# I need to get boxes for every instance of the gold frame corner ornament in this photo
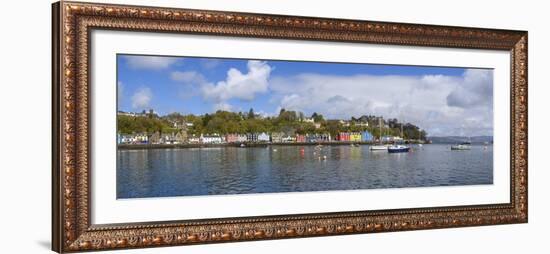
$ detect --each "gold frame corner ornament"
[52,1,527,252]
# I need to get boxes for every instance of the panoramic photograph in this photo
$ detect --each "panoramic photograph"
[116,54,494,199]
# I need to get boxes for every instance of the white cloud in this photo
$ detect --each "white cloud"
[171,71,206,84]
[213,102,234,111]
[131,87,152,109]
[202,60,271,102]
[124,55,178,70]
[446,69,493,108]
[269,69,493,136]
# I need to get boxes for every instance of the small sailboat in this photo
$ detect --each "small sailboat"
[388,145,410,153]
[370,118,388,151]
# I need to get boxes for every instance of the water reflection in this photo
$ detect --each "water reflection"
[117,144,493,199]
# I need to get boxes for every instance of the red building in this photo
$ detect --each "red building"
[337,132,350,141]
[296,134,306,143]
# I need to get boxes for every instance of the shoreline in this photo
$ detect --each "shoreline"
[116,141,432,150]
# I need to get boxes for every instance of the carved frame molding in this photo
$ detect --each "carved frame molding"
[52,1,528,252]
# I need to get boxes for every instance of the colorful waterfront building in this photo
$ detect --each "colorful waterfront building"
[350,132,362,142]
[120,133,148,144]
[149,132,161,144]
[296,134,306,143]
[246,133,258,142]
[271,132,284,143]
[337,132,350,141]
[162,133,178,144]
[201,134,222,144]
[237,134,247,142]
[258,132,270,142]
[361,131,373,142]
[225,134,239,143]
[282,135,296,142]
[188,135,200,144]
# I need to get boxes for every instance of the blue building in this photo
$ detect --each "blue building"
[361,131,373,142]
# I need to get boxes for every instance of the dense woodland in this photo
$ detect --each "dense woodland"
[117,108,427,140]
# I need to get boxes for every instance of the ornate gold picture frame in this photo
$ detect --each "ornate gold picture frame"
[52,1,527,252]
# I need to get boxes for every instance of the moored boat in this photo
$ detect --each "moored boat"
[371,118,388,151]
[388,145,410,153]
[387,123,410,153]
[369,145,387,151]
[451,142,471,150]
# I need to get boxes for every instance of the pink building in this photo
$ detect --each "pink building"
[225,134,239,143]
[296,134,306,143]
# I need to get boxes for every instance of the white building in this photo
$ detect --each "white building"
[201,134,222,144]
[258,132,270,142]
[302,118,315,123]
[236,134,247,142]
[339,120,350,127]
[282,136,296,142]
[188,137,200,144]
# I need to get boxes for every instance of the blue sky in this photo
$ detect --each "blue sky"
[117,54,493,136]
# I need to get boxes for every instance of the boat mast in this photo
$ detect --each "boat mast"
[400,123,403,140]
[379,117,383,144]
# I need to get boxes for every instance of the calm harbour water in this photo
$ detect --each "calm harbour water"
[117,144,493,199]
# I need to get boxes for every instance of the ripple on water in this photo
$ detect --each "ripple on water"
[117,144,493,198]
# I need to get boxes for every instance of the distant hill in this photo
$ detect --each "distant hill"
[428,136,493,144]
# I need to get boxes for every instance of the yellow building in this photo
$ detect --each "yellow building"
[350,132,362,142]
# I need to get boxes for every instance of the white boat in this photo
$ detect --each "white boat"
[451,142,471,150]
[369,145,387,151]
[370,118,388,151]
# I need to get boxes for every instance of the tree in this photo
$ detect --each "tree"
[311,112,324,122]
[248,108,255,119]
[324,120,342,137]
